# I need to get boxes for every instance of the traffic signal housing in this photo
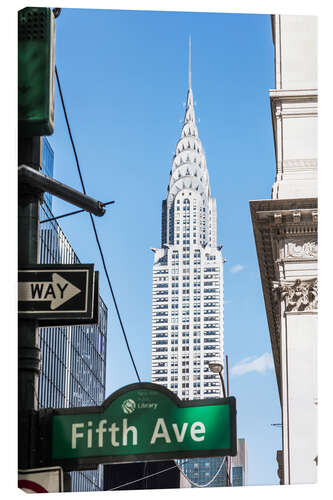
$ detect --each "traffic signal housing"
[18,7,55,137]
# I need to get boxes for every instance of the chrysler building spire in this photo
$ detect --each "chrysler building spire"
[152,44,225,487]
[189,35,192,89]
[164,41,211,245]
[152,47,224,400]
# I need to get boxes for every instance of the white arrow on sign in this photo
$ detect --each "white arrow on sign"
[18,273,81,310]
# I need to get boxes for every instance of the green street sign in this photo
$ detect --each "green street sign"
[43,383,237,470]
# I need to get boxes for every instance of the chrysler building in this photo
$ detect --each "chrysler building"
[151,46,225,402]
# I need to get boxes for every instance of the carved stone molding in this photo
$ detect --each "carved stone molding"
[272,278,318,312]
[250,198,318,396]
[279,238,318,260]
[282,158,317,171]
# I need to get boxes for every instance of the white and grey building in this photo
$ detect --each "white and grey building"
[151,54,227,488]
[151,70,224,401]
[250,15,318,485]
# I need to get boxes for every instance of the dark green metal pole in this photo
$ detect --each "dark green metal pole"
[226,355,231,487]
[18,136,42,469]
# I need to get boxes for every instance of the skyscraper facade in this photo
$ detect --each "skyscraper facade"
[41,137,54,210]
[38,138,108,492]
[232,438,248,486]
[151,60,225,486]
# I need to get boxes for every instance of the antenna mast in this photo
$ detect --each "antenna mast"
[189,35,192,89]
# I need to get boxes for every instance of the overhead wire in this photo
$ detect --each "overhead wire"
[107,460,191,491]
[55,65,141,382]
[175,457,227,488]
[76,470,103,491]
[54,64,228,493]
[107,457,227,490]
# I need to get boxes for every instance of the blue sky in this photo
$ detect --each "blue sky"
[47,7,282,486]
[39,6,281,487]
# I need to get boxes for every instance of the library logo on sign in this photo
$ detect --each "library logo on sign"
[122,399,136,414]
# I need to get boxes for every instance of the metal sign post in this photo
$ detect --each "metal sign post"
[17,7,108,487]
[18,136,43,470]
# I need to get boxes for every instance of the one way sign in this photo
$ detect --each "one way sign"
[19,273,81,310]
[18,264,96,322]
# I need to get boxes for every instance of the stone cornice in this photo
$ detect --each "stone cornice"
[269,88,318,101]
[249,198,318,402]
[250,197,317,214]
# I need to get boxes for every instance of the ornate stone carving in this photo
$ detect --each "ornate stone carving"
[292,212,301,224]
[287,240,317,258]
[274,213,282,224]
[272,278,318,312]
[279,239,317,259]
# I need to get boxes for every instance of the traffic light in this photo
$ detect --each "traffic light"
[18,7,55,137]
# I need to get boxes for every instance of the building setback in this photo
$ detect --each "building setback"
[38,139,108,492]
[151,53,226,486]
[250,15,318,485]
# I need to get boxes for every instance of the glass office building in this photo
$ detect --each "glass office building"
[179,457,228,487]
[231,438,248,486]
[38,139,108,492]
[232,466,245,486]
[41,138,54,210]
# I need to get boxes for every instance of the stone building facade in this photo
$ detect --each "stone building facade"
[250,15,318,484]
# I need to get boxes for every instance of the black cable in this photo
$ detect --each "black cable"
[108,459,192,491]
[89,212,141,382]
[55,65,141,382]
[55,67,87,195]
[77,470,103,491]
